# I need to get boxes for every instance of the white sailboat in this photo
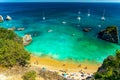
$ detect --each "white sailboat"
[77,16,81,21]
[98,25,102,28]
[78,11,80,14]
[101,10,105,21]
[42,13,45,20]
[87,9,91,17]
[77,11,81,21]
[43,16,45,20]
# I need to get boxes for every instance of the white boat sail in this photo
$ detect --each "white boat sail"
[101,9,106,21]
[77,10,81,21]
[42,13,45,20]
[87,9,91,17]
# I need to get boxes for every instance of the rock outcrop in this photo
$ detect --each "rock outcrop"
[6,15,12,20]
[0,15,4,22]
[97,26,119,43]
[23,34,32,46]
[8,27,16,31]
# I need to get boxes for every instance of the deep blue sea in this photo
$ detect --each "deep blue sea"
[0,2,120,63]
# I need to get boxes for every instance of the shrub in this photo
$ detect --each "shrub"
[22,70,36,80]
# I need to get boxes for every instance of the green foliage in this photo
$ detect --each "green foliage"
[94,50,120,80]
[0,27,30,67]
[116,50,120,61]
[0,28,22,43]
[106,26,117,33]
[22,70,36,80]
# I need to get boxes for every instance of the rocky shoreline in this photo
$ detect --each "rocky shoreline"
[0,15,12,22]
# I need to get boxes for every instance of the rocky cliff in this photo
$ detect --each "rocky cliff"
[98,26,119,44]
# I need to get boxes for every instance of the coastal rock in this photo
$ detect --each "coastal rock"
[97,26,119,43]
[83,27,92,32]
[6,15,12,20]
[8,27,16,31]
[0,15,4,22]
[23,34,32,46]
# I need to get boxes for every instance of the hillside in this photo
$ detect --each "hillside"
[94,50,120,80]
[0,27,30,67]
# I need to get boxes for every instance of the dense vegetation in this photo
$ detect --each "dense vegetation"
[0,27,30,67]
[22,70,36,80]
[94,50,120,80]
[0,27,22,43]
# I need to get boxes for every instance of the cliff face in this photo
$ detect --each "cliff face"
[97,26,119,44]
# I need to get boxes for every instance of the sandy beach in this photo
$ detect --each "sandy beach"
[0,55,101,80]
[30,55,101,74]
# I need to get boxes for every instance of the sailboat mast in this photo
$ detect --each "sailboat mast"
[78,10,80,14]
[87,9,90,17]
[88,9,90,14]
[103,9,105,17]
[42,12,45,20]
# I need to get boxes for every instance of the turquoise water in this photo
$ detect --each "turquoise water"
[23,23,120,63]
[0,3,120,63]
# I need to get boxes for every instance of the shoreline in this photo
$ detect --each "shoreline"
[30,55,101,74]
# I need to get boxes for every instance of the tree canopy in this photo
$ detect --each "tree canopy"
[0,27,30,67]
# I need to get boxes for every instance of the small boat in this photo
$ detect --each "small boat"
[62,21,66,24]
[43,16,45,20]
[101,16,105,21]
[17,28,25,31]
[78,11,80,14]
[48,29,53,32]
[83,27,92,32]
[72,33,75,36]
[101,10,106,21]
[98,25,102,28]
[87,9,91,17]
[77,16,81,21]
